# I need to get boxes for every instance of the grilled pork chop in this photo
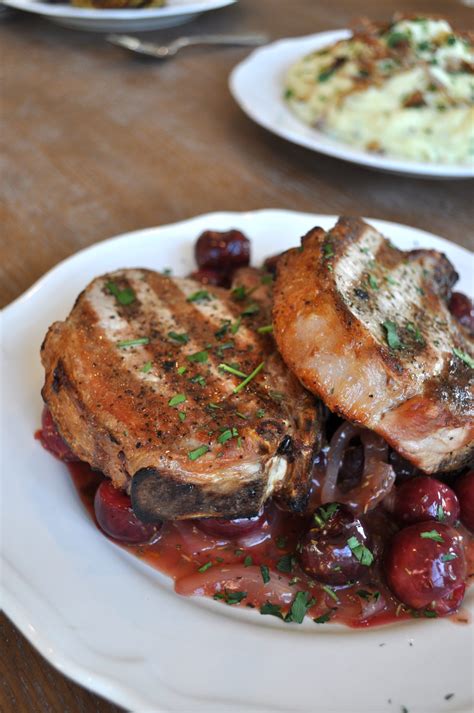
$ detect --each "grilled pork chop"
[41,268,322,521]
[273,217,473,474]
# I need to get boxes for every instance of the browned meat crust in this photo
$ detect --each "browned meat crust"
[273,218,474,473]
[41,268,322,520]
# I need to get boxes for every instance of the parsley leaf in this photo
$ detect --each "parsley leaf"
[441,552,457,563]
[244,555,253,567]
[347,536,374,566]
[382,320,403,350]
[260,602,283,619]
[260,564,270,583]
[168,331,189,345]
[141,361,153,373]
[198,561,213,573]
[187,290,211,303]
[188,445,209,461]
[453,348,474,369]
[276,554,295,573]
[106,281,136,306]
[314,611,333,624]
[117,337,149,348]
[187,350,208,363]
[286,591,316,624]
[168,394,186,407]
[367,274,379,290]
[420,529,444,543]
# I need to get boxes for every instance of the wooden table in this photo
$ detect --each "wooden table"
[1,0,472,710]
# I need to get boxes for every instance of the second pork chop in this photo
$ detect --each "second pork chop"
[273,217,473,473]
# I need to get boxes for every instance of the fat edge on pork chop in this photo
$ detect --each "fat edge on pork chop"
[41,268,323,521]
[273,217,473,474]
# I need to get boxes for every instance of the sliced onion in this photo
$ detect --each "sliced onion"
[360,592,387,621]
[173,520,228,554]
[322,423,396,514]
[175,565,294,604]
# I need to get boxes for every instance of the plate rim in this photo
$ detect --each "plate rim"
[2,0,235,19]
[1,208,473,713]
[229,30,474,179]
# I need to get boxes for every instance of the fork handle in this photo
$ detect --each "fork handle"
[175,33,268,49]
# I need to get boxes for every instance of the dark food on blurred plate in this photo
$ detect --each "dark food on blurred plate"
[37,220,474,627]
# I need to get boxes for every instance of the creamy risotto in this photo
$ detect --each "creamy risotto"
[285,16,474,164]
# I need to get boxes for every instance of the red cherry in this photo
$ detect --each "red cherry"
[454,470,474,533]
[195,510,266,538]
[94,480,161,544]
[390,476,460,526]
[384,522,466,615]
[298,503,373,586]
[37,406,79,462]
[195,229,250,272]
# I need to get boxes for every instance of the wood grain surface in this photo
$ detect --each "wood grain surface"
[1,0,473,711]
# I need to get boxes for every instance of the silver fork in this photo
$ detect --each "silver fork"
[106,33,268,59]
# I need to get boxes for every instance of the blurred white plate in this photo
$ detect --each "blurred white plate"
[1,210,472,713]
[2,0,236,32]
[229,31,474,179]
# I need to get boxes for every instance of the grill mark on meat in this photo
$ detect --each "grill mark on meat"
[42,268,323,518]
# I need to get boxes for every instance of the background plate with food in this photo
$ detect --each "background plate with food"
[1,0,236,32]
[230,28,474,179]
[1,210,473,713]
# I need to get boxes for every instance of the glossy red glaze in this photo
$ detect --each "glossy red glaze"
[94,480,161,544]
[448,291,474,334]
[195,510,267,538]
[195,229,250,272]
[64,461,473,626]
[36,406,79,462]
[390,476,460,526]
[454,470,474,533]
[384,522,466,614]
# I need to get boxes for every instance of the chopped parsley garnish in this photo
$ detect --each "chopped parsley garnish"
[216,341,234,357]
[313,503,339,528]
[386,31,409,48]
[356,589,380,601]
[406,322,424,345]
[441,552,457,563]
[168,393,186,407]
[286,591,316,624]
[190,374,206,387]
[178,411,186,422]
[215,320,230,339]
[257,324,273,334]
[233,361,265,394]
[207,402,222,411]
[256,408,265,418]
[423,610,438,618]
[106,281,136,306]
[260,602,283,619]
[276,535,288,549]
[436,504,446,522]
[453,348,474,369]
[382,320,403,350]
[168,331,189,344]
[260,565,270,583]
[219,363,247,378]
[217,427,238,445]
[322,240,334,260]
[347,536,374,566]
[318,67,336,82]
[367,274,379,290]
[284,88,294,100]
[187,290,211,303]
[117,337,149,348]
[231,316,242,334]
[276,554,294,573]
[231,285,249,301]
[177,366,187,375]
[224,590,247,605]
[188,445,209,461]
[420,529,444,543]
[322,585,339,603]
[385,275,398,286]
[313,611,332,624]
[244,555,253,567]
[241,303,260,317]
[141,360,153,373]
[261,273,274,285]
[187,350,208,363]
[198,561,213,573]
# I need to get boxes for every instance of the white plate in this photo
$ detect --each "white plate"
[229,31,474,179]
[2,0,236,32]
[1,210,473,713]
